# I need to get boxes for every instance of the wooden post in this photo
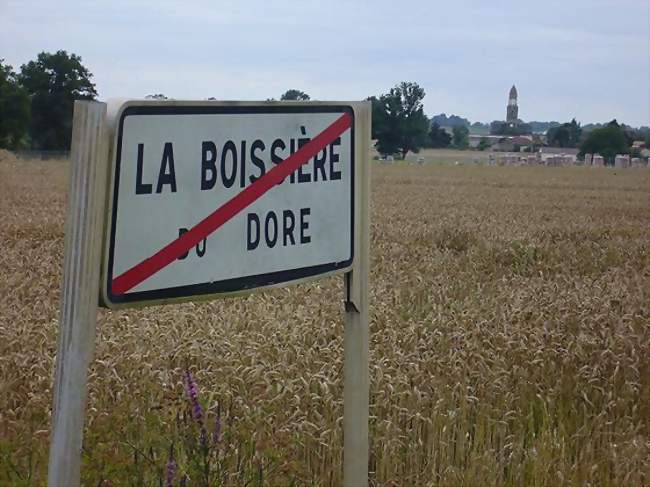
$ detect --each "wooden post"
[48,101,108,487]
[343,102,371,487]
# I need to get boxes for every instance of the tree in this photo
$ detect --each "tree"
[470,121,490,135]
[477,137,490,151]
[428,122,451,148]
[19,50,97,150]
[452,125,469,149]
[0,60,30,149]
[580,120,629,164]
[280,89,310,101]
[369,81,429,159]
[431,113,470,127]
[546,118,581,148]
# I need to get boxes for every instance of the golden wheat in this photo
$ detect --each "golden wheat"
[1,153,649,486]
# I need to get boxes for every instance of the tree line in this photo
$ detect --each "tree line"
[0,55,473,157]
[541,119,649,162]
[1,51,648,164]
[0,51,96,151]
[358,82,649,161]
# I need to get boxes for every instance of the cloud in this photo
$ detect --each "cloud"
[1,0,648,125]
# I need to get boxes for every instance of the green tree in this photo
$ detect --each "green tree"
[280,89,310,101]
[19,50,97,150]
[0,60,30,149]
[547,118,582,148]
[369,81,429,159]
[428,122,451,148]
[452,125,469,149]
[580,120,629,165]
[477,137,490,151]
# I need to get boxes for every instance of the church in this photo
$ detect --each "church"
[507,85,519,126]
[490,85,532,135]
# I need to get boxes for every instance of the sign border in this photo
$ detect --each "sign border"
[102,103,355,307]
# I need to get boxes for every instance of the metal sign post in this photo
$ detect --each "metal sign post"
[344,104,370,486]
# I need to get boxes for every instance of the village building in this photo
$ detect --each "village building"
[539,147,579,163]
[468,134,501,149]
[632,140,646,151]
[493,135,534,152]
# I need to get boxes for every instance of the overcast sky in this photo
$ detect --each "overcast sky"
[2,0,649,126]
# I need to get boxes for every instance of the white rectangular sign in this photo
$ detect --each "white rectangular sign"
[101,102,356,307]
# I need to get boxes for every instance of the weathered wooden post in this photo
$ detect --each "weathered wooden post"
[48,100,108,487]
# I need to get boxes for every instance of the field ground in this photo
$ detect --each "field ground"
[1,153,649,485]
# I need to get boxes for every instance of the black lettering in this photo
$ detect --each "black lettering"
[271,139,286,185]
[329,137,341,180]
[196,238,207,257]
[178,228,207,258]
[249,139,266,183]
[156,142,177,193]
[283,210,295,246]
[178,228,189,260]
[300,208,311,244]
[240,140,247,188]
[271,139,286,165]
[297,133,311,183]
[264,211,278,248]
[135,143,153,194]
[247,213,260,250]
[289,138,296,184]
[313,148,327,182]
[220,141,237,188]
[201,141,217,190]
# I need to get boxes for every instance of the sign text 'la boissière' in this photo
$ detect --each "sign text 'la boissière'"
[102,104,356,307]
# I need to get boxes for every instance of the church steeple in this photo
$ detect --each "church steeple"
[509,85,518,101]
[506,85,519,123]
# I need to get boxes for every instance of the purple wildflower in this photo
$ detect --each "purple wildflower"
[184,370,203,423]
[184,370,208,448]
[165,448,176,487]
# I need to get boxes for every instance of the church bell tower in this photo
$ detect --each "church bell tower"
[506,85,518,124]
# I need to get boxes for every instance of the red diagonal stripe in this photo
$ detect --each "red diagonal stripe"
[111,111,353,295]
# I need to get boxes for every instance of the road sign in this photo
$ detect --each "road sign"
[102,103,356,307]
[50,100,370,487]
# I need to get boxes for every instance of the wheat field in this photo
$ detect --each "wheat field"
[1,152,649,486]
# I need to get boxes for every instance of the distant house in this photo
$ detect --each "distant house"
[539,147,579,163]
[492,135,534,152]
[468,135,501,149]
[469,134,542,152]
